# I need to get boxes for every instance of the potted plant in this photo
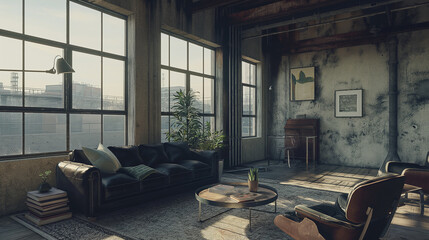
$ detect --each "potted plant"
[166,89,202,149]
[38,170,52,193]
[248,168,259,192]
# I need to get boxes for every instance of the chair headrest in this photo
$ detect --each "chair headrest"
[345,174,405,223]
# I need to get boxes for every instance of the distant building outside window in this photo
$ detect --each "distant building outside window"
[160,32,216,142]
[242,60,257,137]
[0,0,127,158]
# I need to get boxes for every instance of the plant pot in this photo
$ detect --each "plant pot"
[38,182,51,193]
[248,180,258,192]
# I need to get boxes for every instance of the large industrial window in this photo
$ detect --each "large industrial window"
[0,0,127,158]
[242,60,257,137]
[160,32,216,142]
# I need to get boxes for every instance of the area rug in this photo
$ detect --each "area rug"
[12,177,338,240]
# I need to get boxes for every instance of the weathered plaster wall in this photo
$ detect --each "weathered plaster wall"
[269,7,429,167]
[0,155,68,216]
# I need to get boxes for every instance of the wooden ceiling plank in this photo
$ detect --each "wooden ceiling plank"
[229,0,346,25]
[192,0,246,13]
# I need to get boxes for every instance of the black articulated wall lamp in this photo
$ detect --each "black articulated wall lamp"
[0,55,75,74]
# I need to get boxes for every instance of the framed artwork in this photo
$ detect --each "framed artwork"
[335,89,363,117]
[290,66,315,101]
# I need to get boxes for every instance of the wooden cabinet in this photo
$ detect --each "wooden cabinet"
[284,119,319,163]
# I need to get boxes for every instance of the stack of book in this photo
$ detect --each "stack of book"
[25,187,72,226]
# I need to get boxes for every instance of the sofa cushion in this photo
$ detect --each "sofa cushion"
[101,172,140,201]
[82,147,121,174]
[118,164,159,181]
[71,149,92,165]
[140,172,169,192]
[163,142,190,162]
[108,146,143,167]
[138,144,169,167]
[155,163,192,184]
[178,160,211,180]
[97,143,121,169]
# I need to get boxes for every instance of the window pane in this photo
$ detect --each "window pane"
[169,71,185,111]
[190,75,203,112]
[0,36,22,70]
[242,62,249,84]
[0,112,22,156]
[0,72,22,106]
[204,48,214,76]
[103,58,124,110]
[25,0,66,42]
[249,117,256,136]
[204,78,214,114]
[161,69,169,112]
[25,113,66,153]
[161,115,169,142]
[242,117,249,137]
[70,2,101,50]
[72,52,101,109]
[161,33,169,66]
[243,86,250,115]
[170,36,187,70]
[189,43,203,73]
[70,114,101,149]
[103,13,125,56]
[249,87,256,115]
[0,0,22,33]
[103,115,125,146]
[25,42,63,108]
[250,63,256,85]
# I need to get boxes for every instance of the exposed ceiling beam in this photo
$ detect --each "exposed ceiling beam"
[284,21,429,54]
[192,0,245,13]
[229,0,347,26]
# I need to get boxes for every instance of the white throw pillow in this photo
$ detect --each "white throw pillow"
[82,147,120,174]
[97,143,122,170]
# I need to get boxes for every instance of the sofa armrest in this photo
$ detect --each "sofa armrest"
[386,161,423,174]
[189,150,219,177]
[56,161,101,218]
[402,168,429,193]
[295,205,360,229]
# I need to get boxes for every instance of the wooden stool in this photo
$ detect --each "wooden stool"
[401,184,424,215]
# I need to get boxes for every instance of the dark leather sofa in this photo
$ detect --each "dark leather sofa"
[56,142,219,218]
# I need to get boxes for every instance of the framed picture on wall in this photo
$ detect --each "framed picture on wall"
[335,89,363,117]
[290,66,315,101]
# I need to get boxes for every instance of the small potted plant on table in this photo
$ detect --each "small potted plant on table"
[248,168,259,192]
[38,170,52,193]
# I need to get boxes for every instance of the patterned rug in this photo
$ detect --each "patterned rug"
[12,177,338,240]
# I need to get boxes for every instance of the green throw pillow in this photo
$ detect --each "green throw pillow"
[82,147,121,174]
[119,164,158,181]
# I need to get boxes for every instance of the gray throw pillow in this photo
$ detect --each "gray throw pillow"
[82,147,121,174]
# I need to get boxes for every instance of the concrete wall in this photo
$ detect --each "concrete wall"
[0,155,68,215]
[268,7,429,168]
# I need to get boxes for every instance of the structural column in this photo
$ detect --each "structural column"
[380,36,401,173]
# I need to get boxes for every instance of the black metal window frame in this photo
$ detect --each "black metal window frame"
[0,0,128,160]
[242,59,257,138]
[161,31,217,141]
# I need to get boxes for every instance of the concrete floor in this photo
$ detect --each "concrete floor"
[1,160,428,240]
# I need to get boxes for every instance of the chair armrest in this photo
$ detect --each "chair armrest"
[56,161,101,218]
[189,150,219,178]
[295,205,360,229]
[402,168,429,193]
[386,161,423,174]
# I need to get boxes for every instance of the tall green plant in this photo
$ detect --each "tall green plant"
[166,89,202,148]
[199,122,225,150]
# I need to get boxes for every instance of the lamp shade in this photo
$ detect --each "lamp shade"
[56,58,75,74]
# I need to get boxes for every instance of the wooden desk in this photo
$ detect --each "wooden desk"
[284,119,319,167]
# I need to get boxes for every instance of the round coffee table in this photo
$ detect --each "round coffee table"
[195,182,278,231]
